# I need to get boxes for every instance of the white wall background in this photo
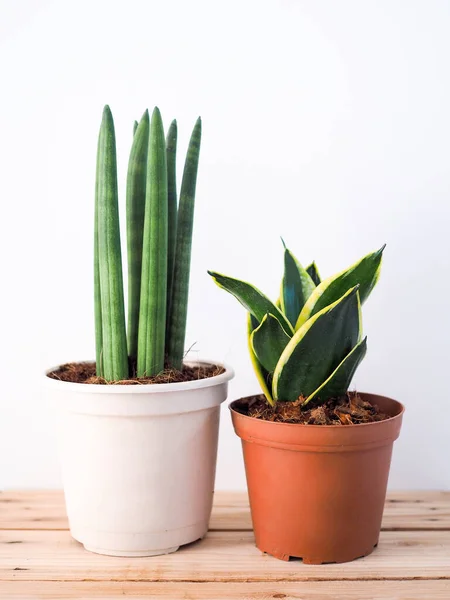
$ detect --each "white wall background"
[0,0,449,491]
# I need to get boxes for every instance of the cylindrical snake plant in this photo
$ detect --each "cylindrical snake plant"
[209,244,385,406]
[166,117,202,369]
[94,105,202,381]
[126,110,149,361]
[94,106,129,381]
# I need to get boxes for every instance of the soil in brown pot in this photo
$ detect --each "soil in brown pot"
[235,391,389,425]
[48,361,224,385]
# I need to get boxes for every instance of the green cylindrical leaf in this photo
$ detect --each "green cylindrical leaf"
[137,107,168,376]
[95,106,129,381]
[126,110,149,360]
[94,123,104,377]
[166,118,202,369]
[166,119,178,339]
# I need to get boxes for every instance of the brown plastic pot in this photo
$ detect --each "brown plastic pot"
[230,393,404,564]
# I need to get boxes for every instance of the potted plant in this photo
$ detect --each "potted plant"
[46,106,234,557]
[209,243,404,564]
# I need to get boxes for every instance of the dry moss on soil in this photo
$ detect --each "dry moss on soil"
[238,392,389,425]
[48,361,224,385]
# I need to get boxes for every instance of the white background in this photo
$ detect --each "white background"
[0,0,449,491]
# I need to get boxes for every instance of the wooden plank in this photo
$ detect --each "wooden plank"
[1,490,449,531]
[1,580,449,599]
[0,529,449,582]
[0,491,67,531]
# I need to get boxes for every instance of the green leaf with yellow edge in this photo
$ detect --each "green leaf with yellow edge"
[303,336,367,406]
[208,271,294,334]
[280,244,315,327]
[251,313,291,373]
[273,286,362,402]
[306,261,321,286]
[248,313,274,406]
[296,246,385,330]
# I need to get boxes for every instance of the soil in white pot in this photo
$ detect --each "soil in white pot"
[48,361,224,385]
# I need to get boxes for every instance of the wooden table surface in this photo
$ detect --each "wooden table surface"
[0,490,449,599]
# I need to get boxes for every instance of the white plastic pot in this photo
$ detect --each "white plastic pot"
[46,360,234,557]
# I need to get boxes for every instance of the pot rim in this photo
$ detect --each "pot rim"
[45,359,234,394]
[229,392,405,429]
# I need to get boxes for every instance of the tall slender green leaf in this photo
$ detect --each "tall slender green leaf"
[137,107,168,376]
[306,262,321,286]
[126,110,149,360]
[304,337,367,406]
[248,313,274,406]
[280,244,315,327]
[296,246,385,329]
[208,272,294,335]
[95,106,128,381]
[273,286,361,401]
[165,119,178,341]
[94,122,104,377]
[251,313,291,373]
[166,118,202,369]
